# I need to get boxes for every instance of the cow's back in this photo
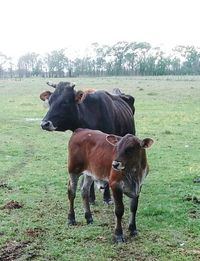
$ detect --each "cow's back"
[79,91,135,136]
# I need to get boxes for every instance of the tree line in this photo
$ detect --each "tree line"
[1,41,200,78]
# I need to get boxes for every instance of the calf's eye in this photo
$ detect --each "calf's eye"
[124,147,134,156]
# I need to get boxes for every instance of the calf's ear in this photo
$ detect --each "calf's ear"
[106,135,121,146]
[141,138,154,149]
[40,91,52,101]
[75,90,85,103]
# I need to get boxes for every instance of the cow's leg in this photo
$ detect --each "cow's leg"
[89,181,96,204]
[128,196,139,237]
[81,175,94,224]
[89,181,112,205]
[68,173,79,225]
[111,186,125,243]
[103,184,112,205]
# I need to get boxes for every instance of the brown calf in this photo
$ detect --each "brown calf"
[67,128,154,243]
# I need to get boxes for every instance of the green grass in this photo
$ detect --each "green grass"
[0,76,200,260]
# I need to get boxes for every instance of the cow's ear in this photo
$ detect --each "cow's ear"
[141,138,154,149]
[40,91,52,101]
[106,135,121,146]
[75,90,84,104]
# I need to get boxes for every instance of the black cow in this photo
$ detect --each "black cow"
[40,81,136,204]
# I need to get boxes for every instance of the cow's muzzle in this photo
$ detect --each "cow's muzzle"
[41,120,56,131]
[112,160,125,171]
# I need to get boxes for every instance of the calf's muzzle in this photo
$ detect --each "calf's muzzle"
[112,160,125,171]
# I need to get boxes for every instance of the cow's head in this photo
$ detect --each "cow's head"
[108,134,154,197]
[40,82,85,131]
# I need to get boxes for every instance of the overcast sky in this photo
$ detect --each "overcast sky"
[1,0,199,58]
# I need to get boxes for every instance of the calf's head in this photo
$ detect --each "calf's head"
[40,82,85,131]
[108,134,154,197]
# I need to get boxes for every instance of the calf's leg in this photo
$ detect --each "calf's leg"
[68,174,79,225]
[81,177,96,204]
[111,186,125,243]
[128,196,139,237]
[81,175,94,224]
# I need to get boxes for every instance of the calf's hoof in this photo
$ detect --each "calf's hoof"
[68,219,77,226]
[68,214,76,225]
[85,213,93,224]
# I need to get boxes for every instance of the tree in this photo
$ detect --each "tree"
[45,49,68,77]
[173,45,200,74]
[18,52,40,77]
[2,41,200,78]
[91,43,109,76]
[0,52,8,78]
[126,42,151,75]
[108,41,130,75]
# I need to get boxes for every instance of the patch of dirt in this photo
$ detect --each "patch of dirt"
[25,228,46,238]
[189,210,199,219]
[93,209,100,213]
[96,236,107,242]
[0,200,23,210]
[193,177,200,183]
[183,195,200,204]
[179,248,200,258]
[0,183,12,190]
[98,222,109,227]
[0,240,31,261]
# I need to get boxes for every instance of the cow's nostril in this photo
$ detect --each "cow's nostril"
[41,121,51,130]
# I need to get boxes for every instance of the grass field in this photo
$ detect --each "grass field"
[0,76,200,260]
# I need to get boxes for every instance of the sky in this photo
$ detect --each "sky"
[1,0,200,59]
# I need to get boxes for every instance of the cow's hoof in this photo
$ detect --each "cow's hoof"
[86,218,93,225]
[130,230,138,237]
[103,199,113,205]
[68,219,77,226]
[114,235,125,243]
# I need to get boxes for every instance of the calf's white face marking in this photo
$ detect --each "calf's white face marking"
[112,160,125,171]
